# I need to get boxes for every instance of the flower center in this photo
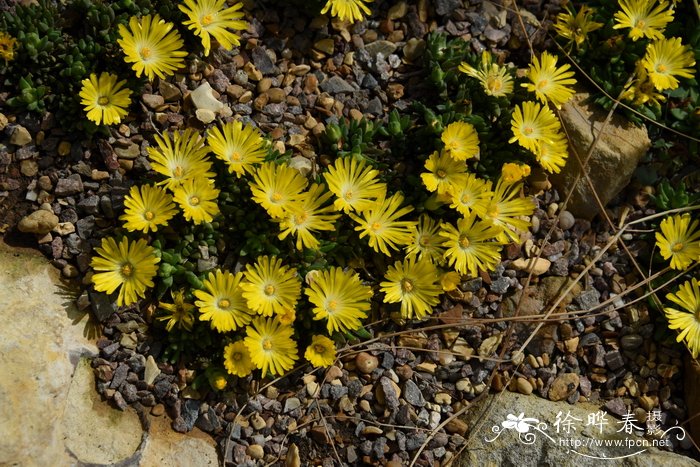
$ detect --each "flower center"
[144,211,154,220]
[537,79,548,89]
[436,169,447,179]
[461,194,471,204]
[488,206,499,218]
[218,299,230,309]
[459,236,470,248]
[371,221,382,231]
[262,338,272,351]
[294,212,309,224]
[231,151,241,161]
[486,76,503,92]
[401,278,414,293]
[98,96,110,106]
[190,196,200,206]
[264,285,275,296]
[140,47,152,60]
[327,300,337,312]
[344,190,354,200]
[419,234,431,246]
[635,19,646,29]
[656,63,667,73]
[121,263,133,277]
[232,352,242,361]
[313,344,326,354]
[523,126,534,136]
[271,192,283,202]
[672,242,684,252]
[174,166,184,177]
[201,14,214,26]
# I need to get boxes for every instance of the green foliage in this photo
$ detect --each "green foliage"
[651,181,700,211]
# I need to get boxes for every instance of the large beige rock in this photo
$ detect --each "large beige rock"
[18,209,59,234]
[551,92,651,220]
[454,391,698,466]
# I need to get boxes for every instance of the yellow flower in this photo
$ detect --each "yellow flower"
[440,271,462,292]
[535,132,569,174]
[349,192,416,256]
[655,214,700,270]
[207,369,228,390]
[323,157,387,213]
[172,177,220,224]
[250,162,308,218]
[448,173,493,217]
[440,215,504,277]
[320,0,372,23]
[509,101,561,154]
[642,37,696,91]
[117,14,187,80]
[0,32,17,62]
[277,307,296,326]
[501,163,531,185]
[476,179,535,243]
[613,0,674,41]
[120,184,177,233]
[278,184,340,250]
[241,255,301,317]
[91,237,160,307]
[380,257,442,320]
[305,267,372,334]
[223,341,255,377]
[179,0,247,56]
[148,128,215,190]
[207,120,266,177]
[79,72,132,126]
[194,270,253,332]
[622,64,667,108]
[458,51,514,97]
[157,290,195,332]
[523,52,576,108]
[244,317,298,377]
[664,278,700,358]
[553,5,603,49]
[441,121,480,161]
[305,335,337,368]
[421,150,468,196]
[405,214,446,264]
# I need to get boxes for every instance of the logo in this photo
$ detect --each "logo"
[485,409,687,460]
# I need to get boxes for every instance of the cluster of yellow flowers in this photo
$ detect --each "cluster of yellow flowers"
[79,0,247,126]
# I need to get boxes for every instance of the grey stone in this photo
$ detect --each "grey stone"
[365,40,397,60]
[403,380,426,407]
[251,46,276,74]
[77,196,100,215]
[76,216,95,239]
[319,76,355,93]
[366,97,383,115]
[54,174,83,197]
[490,277,510,294]
[182,399,200,432]
[435,0,462,16]
[575,288,600,311]
[605,350,625,371]
[89,289,117,322]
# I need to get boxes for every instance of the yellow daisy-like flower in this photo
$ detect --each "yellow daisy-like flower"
[305,267,372,334]
[501,163,531,185]
[157,290,195,332]
[405,214,446,264]
[349,192,416,256]
[277,307,296,326]
[655,214,700,270]
[223,341,256,377]
[380,257,442,320]
[441,121,480,161]
[664,278,700,358]
[179,0,247,56]
[241,255,301,317]
[458,51,514,97]
[278,184,340,251]
[120,184,177,233]
[194,270,253,332]
[207,120,266,178]
[250,162,308,219]
[523,52,577,108]
[117,14,187,80]
[553,5,603,49]
[244,317,298,376]
[78,72,132,126]
[439,215,504,277]
[535,132,569,174]
[440,270,462,292]
[622,64,667,108]
[323,157,387,213]
[148,128,215,190]
[320,0,372,23]
[642,37,696,91]
[509,101,561,154]
[476,179,535,243]
[613,0,674,41]
[448,173,493,217]
[91,237,160,307]
[172,177,220,224]
[421,150,468,196]
[207,369,228,390]
[305,335,337,368]
[0,32,17,62]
